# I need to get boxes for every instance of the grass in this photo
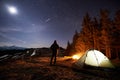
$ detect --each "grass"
[0,57,120,80]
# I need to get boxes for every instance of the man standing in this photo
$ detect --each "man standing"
[50,40,59,66]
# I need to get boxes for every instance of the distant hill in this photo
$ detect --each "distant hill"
[35,47,65,57]
[0,46,26,50]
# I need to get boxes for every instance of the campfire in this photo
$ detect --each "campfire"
[64,54,81,60]
[72,55,80,60]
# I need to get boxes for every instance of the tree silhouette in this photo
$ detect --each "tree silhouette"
[113,10,120,59]
[100,9,113,58]
[66,10,120,59]
[65,41,72,56]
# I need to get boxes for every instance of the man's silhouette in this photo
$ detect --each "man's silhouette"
[50,40,59,65]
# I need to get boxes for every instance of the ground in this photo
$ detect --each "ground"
[0,57,120,80]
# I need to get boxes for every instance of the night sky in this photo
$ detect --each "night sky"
[0,0,119,48]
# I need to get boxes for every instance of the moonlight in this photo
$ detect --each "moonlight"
[7,6,18,14]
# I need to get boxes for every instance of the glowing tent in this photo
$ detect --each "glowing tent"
[75,49,115,68]
[31,50,36,56]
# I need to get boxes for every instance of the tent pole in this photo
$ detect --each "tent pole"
[93,50,99,67]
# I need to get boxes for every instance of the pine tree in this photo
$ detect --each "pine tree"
[113,10,120,59]
[65,41,71,56]
[100,9,112,58]
[91,17,100,50]
[70,30,79,55]
[81,13,93,49]
[114,10,120,30]
[68,10,120,59]
[71,13,93,55]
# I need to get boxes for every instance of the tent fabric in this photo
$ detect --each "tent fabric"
[75,49,115,68]
[31,50,36,56]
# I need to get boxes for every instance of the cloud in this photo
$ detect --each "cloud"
[0,27,33,34]
[0,42,14,46]
[45,18,51,23]
[0,27,22,33]
[0,33,26,44]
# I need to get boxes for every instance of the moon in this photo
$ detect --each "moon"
[7,6,18,14]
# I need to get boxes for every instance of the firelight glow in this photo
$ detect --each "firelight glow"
[7,6,17,14]
[72,55,80,60]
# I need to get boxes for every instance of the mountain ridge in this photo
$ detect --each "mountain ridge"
[0,45,26,50]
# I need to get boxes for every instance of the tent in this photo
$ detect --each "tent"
[31,50,36,56]
[75,49,115,68]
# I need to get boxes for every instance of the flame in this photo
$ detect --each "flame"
[72,55,80,60]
